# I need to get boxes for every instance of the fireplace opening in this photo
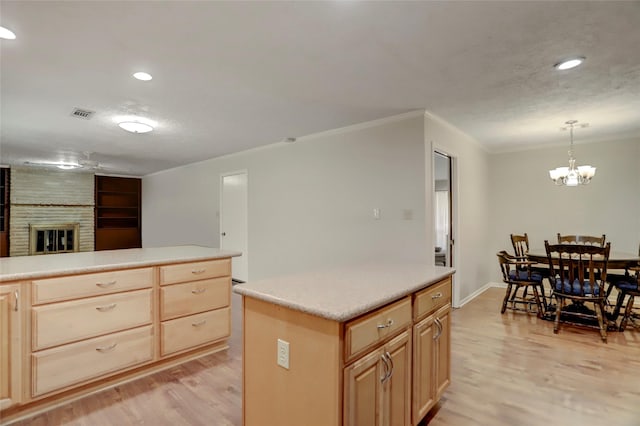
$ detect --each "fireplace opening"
[29,223,79,255]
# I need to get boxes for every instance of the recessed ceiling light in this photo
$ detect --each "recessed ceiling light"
[56,163,81,170]
[133,72,153,81]
[118,121,154,133]
[0,26,16,40]
[554,57,585,71]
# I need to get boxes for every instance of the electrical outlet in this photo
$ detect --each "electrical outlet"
[373,208,381,220]
[277,338,290,369]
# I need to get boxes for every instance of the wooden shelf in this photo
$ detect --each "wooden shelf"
[95,176,141,251]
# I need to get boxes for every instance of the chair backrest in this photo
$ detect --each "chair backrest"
[544,241,611,298]
[557,233,606,247]
[496,251,512,283]
[510,233,529,258]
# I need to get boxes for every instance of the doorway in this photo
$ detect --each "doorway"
[434,152,453,267]
[220,171,248,283]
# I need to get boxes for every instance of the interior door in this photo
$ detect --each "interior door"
[433,152,453,267]
[220,171,248,282]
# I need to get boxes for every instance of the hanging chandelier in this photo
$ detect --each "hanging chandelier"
[549,120,596,186]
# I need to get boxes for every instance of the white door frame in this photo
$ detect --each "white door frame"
[432,149,460,307]
[220,169,248,282]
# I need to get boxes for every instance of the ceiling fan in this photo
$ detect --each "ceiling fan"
[24,152,105,171]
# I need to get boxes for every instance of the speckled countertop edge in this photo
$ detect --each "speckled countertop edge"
[0,245,242,282]
[233,264,455,322]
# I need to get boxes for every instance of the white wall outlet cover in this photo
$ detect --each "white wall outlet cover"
[373,208,381,219]
[277,338,290,369]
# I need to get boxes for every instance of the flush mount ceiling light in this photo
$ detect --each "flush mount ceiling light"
[549,120,596,186]
[0,26,16,40]
[133,71,153,81]
[24,161,81,170]
[554,57,585,71]
[116,115,156,134]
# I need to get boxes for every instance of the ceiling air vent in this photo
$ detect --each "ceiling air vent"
[70,108,95,120]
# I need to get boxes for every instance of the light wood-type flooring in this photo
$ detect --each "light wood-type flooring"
[8,287,640,426]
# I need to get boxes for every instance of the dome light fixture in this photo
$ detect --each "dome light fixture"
[0,26,16,40]
[133,71,153,81]
[56,163,82,170]
[554,57,585,71]
[116,115,156,134]
[118,121,154,133]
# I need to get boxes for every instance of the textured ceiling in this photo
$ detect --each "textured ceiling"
[1,1,639,176]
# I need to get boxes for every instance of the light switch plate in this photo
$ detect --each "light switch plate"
[277,338,290,369]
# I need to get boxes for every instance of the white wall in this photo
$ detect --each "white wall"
[143,113,430,280]
[488,136,640,281]
[424,113,492,305]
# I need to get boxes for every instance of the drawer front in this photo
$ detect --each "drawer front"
[32,268,153,305]
[32,325,153,397]
[345,297,412,362]
[161,308,230,357]
[159,259,231,285]
[33,289,152,351]
[161,277,230,321]
[414,278,452,321]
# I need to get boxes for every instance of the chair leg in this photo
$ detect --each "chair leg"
[620,295,635,332]
[612,290,626,321]
[553,297,562,334]
[595,301,607,343]
[538,283,548,311]
[501,284,512,314]
[531,285,543,318]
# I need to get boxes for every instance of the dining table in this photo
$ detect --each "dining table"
[525,248,640,326]
[526,249,640,270]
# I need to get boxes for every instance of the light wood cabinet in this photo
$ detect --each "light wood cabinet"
[412,303,451,425]
[0,284,22,410]
[242,275,453,426]
[0,253,234,423]
[344,327,411,426]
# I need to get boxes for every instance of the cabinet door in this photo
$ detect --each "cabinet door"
[344,347,385,426]
[0,284,22,410]
[412,314,436,425]
[384,330,411,426]
[434,305,451,400]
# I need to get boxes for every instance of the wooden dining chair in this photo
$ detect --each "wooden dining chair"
[609,244,640,329]
[544,241,611,342]
[557,233,606,246]
[510,233,549,305]
[497,250,546,317]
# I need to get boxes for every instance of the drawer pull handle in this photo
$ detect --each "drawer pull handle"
[377,319,394,330]
[192,320,207,327]
[191,269,206,275]
[96,343,117,353]
[96,303,117,312]
[191,288,207,294]
[14,290,19,312]
[96,281,117,288]
[431,292,443,300]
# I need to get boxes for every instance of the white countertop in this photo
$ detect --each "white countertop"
[0,245,242,282]
[233,263,455,322]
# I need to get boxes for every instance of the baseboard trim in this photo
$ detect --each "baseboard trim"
[457,282,505,308]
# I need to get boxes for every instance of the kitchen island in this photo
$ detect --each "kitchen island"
[234,263,455,426]
[0,245,240,424]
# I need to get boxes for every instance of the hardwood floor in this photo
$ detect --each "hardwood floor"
[8,288,640,426]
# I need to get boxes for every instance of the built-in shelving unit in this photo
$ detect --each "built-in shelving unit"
[0,168,9,257]
[95,176,141,250]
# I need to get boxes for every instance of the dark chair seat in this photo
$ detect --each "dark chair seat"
[554,278,600,296]
[509,270,543,283]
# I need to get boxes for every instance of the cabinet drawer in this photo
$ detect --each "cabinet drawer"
[414,278,451,321]
[159,259,231,285]
[161,277,230,321]
[32,268,153,305]
[161,308,230,356]
[344,297,411,362]
[32,325,153,397]
[33,289,152,351]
